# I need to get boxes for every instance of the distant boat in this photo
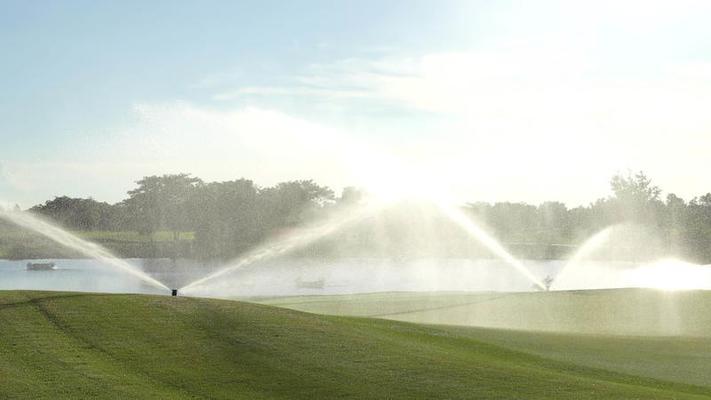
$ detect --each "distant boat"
[296,278,325,289]
[26,262,56,271]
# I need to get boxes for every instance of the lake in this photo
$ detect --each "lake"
[0,258,569,297]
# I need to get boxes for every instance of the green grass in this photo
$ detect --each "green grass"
[449,326,711,388]
[74,230,195,242]
[258,289,711,388]
[0,228,194,243]
[259,289,711,336]
[1,291,710,399]
[0,228,194,259]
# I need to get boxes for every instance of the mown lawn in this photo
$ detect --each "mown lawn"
[259,289,711,388]
[1,291,710,399]
[0,228,194,259]
[73,230,195,242]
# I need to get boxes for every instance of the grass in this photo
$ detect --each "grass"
[258,288,711,336]
[258,289,711,388]
[449,326,711,388]
[0,228,194,259]
[1,291,711,399]
[73,230,195,242]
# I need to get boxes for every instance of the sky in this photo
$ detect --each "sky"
[2,0,711,208]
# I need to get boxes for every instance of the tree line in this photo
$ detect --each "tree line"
[10,172,711,262]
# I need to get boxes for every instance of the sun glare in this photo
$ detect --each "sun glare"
[625,259,711,291]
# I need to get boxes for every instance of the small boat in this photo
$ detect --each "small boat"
[26,262,56,271]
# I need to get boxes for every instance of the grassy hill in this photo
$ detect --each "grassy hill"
[1,291,710,399]
[258,289,711,388]
[259,289,711,336]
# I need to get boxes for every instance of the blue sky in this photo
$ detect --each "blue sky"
[2,1,711,207]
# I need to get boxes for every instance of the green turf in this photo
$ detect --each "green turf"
[0,229,194,259]
[1,291,710,399]
[259,289,711,336]
[257,289,711,388]
[74,230,195,242]
[448,326,711,388]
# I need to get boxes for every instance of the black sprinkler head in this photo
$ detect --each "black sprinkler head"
[171,289,178,297]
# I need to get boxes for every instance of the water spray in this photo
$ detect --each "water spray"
[542,275,554,291]
[180,201,382,295]
[0,210,170,291]
[437,203,547,291]
[551,225,617,291]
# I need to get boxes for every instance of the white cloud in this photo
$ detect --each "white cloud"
[206,48,711,199]
[5,86,711,207]
[213,86,373,101]
[12,15,711,207]
[110,103,360,194]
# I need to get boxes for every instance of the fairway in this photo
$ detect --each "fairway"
[2,291,711,399]
[259,289,711,336]
[258,289,711,388]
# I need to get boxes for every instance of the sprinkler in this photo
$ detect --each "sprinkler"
[542,275,554,291]
[171,289,178,297]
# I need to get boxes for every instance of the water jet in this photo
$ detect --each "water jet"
[0,210,170,291]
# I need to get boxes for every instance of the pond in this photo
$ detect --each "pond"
[0,258,567,297]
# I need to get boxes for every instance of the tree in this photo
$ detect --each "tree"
[30,196,115,231]
[190,179,336,259]
[608,171,663,224]
[686,193,711,262]
[611,171,661,203]
[123,174,203,237]
[538,201,571,244]
[191,179,261,257]
[338,187,364,206]
[663,193,687,250]
[259,180,335,228]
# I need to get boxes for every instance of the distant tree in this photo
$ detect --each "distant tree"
[685,193,711,262]
[190,179,335,259]
[14,170,711,263]
[662,193,687,252]
[123,174,203,238]
[610,171,661,203]
[485,202,538,242]
[191,179,261,257]
[607,171,663,224]
[538,201,570,243]
[259,180,335,228]
[30,196,115,231]
[338,186,364,206]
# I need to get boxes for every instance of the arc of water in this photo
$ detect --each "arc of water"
[0,211,170,291]
[549,225,616,291]
[180,201,382,294]
[436,203,546,291]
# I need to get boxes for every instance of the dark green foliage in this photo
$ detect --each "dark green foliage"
[466,172,711,262]
[30,197,117,231]
[9,171,711,262]
[190,179,262,257]
[122,173,204,237]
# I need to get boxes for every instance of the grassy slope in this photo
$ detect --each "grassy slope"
[1,292,709,399]
[74,230,195,242]
[258,289,711,387]
[449,327,711,388]
[0,229,193,259]
[259,289,711,336]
